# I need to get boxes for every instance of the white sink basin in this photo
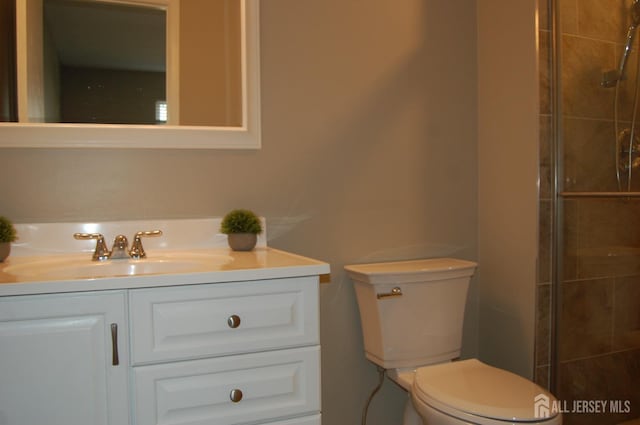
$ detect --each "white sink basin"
[4,252,234,280]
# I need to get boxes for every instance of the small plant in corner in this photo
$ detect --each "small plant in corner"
[0,216,17,262]
[220,209,262,251]
[0,216,17,244]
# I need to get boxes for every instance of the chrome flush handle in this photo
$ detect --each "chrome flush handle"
[377,287,403,299]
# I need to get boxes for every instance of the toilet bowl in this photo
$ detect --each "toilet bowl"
[410,359,560,424]
[344,258,562,425]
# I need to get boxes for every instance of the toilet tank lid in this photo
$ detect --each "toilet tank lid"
[413,359,560,422]
[344,258,477,284]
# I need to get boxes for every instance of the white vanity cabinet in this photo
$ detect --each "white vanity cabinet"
[0,276,322,425]
[0,291,130,425]
[0,227,328,425]
[129,276,321,425]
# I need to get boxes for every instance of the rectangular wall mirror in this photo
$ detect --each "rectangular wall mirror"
[0,0,260,149]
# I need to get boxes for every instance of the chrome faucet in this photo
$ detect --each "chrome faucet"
[74,230,163,261]
[110,235,130,259]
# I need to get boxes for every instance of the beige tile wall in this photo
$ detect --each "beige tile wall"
[537,1,640,424]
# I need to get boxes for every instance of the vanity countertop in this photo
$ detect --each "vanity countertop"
[0,247,330,296]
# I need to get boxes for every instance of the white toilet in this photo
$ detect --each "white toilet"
[345,258,562,425]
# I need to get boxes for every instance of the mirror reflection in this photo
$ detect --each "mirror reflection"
[45,0,166,124]
[0,0,242,127]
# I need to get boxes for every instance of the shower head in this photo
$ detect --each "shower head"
[619,1,640,81]
[602,0,640,87]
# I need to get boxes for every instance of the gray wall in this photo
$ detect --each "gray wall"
[0,1,478,424]
[477,0,538,379]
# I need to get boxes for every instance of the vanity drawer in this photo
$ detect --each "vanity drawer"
[129,277,319,364]
[132,346,320,425]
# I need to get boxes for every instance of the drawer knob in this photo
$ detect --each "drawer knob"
[230,388,243,403]
[227,314,241,329]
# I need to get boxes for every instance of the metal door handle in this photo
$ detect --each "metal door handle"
[110,323,119,366]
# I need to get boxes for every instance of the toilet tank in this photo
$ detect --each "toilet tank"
[345,258,477,370]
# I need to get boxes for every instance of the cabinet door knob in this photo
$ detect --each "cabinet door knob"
[227,314,241,328]
[230,388,243,402]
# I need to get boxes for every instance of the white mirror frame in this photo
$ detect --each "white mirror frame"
[0,0,260,149]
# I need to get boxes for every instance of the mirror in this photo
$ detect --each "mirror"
[0,0,260,149]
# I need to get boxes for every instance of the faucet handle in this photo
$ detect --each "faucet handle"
[129,230,163,259]
[74,233,110,261]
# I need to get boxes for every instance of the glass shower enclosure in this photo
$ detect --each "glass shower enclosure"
[538,1,640,424]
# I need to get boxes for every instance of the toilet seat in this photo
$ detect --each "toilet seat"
[412,359,560,423]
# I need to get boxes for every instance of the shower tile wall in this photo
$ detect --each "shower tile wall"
[537,1,640,424]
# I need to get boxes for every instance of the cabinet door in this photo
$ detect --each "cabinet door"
[0,291,129,425]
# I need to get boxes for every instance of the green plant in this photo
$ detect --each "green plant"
[220,209,262,234]
[0,216,17,243]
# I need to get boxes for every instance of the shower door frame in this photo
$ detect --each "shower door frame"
[549,0,640,408]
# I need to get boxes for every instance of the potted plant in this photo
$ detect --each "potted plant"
[0,216,17,262]
[220,209,263,251]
